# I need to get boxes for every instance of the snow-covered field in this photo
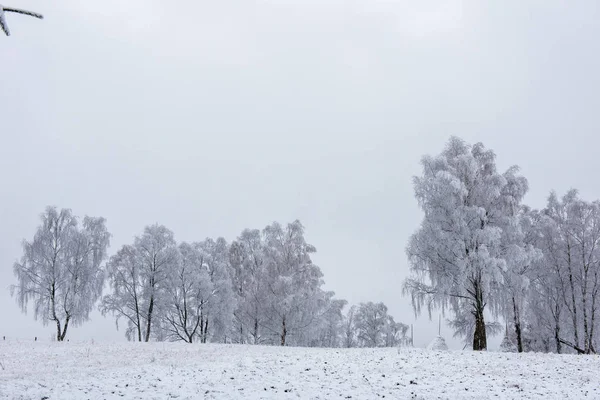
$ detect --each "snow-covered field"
[1,341,599,399]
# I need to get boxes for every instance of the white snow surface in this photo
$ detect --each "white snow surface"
[1,341,599,399]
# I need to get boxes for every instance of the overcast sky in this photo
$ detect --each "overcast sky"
[1,1,599,349]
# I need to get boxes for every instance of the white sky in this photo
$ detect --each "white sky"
[1,0,599,349]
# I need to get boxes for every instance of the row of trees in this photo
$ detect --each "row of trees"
[11,210,407,347]
[404,137,600,354]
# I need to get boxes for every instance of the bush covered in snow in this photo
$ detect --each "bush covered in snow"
[427,336,448,351]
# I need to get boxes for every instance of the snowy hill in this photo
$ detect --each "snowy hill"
[1,341,598,399]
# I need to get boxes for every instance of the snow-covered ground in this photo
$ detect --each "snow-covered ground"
[1,341,599,399]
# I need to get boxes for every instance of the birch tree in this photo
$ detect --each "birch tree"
[311,296,347,348]
[12,207,110,341]
[383,316,409,347]
[229,229,268,344]
[541,191,600,354]
[101,224,178,342]
[196,237,235,343]
[262,220,325,346]
[497,206,542,352]
[341,302,407,348]
[354,302,388,347]
[162,242,212,343]
[404,137,528,350]
[343,305,357,348]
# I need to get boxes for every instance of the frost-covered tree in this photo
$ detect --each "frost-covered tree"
[196,237,235,343]
[161,242,211,343]
[229,229,268,344]
[262,220,325,346]
[526,213,569,353]
[159,238,234,344]
[497,206,542,352]
[100,218,347,347]
[354,302,388,347]
[310,296,347,348]
[12,207,110,341]
[342,305,357,348]
[538,191,600,354]
[0,5,43,36]
[99,245,142,341]
[404,137,528,350]
[383,316,409,347]
[343,302,406,348]
[100,224,178,342]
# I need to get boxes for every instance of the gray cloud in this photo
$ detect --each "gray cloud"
[1,0,599,348]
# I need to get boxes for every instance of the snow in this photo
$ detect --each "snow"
[1,341,599,399]
[427,336,448,351]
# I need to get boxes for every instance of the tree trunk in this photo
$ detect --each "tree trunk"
[555,318,562,354]
[253,318,259,345]
[203,319,209,343]
[472,278,487,351]
[566,244,580,348]
[200,307,204,340]
[55,319,63,342]
[582,266,590,353]
[281,318,287,346]
[512,296,523,353]
[136,318,142,342]
[51,282,63,342]
[133,292,142,342]
[559,338,586,354]
[589,274,598,354]
[60,316,71,342]
[473,309,487,351]
[145,295,154,342]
